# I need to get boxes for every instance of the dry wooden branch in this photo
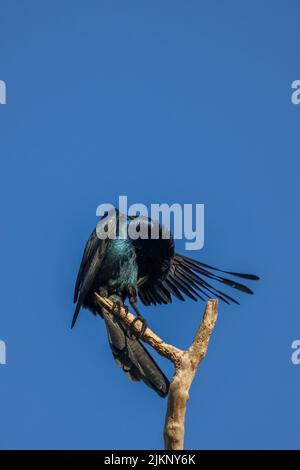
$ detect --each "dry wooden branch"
[95,293,218,450]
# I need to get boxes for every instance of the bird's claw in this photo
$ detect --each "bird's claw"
[112,301,121,315]
[111,301,146,339]
[112,302,129,317]
[123,305,129,316]
[130,316,147,340]
[98,287,108,298]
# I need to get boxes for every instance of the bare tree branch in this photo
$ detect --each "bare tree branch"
[163,300,218,450]
[95,293,218,450]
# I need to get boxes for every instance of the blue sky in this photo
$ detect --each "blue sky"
[0,0,299,449]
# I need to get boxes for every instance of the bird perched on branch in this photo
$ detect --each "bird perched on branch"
[72,210,259,397]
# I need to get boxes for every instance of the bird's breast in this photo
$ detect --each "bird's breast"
[101,238,138,292]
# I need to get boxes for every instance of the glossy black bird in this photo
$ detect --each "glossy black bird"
[72,210,259,397]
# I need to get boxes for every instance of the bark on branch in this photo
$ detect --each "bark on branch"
[95,293,218,450]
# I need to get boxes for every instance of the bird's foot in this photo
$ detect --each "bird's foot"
[130,315,147,340]
[98,287,108,298]
[123,304,129,316]
[111,302,130,318]
[112,301,121,315]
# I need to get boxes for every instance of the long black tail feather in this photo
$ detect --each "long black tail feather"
[102,309,169,398]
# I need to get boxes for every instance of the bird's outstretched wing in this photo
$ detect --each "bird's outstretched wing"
[138,253,259,306]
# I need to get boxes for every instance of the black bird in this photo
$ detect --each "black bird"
[72,210,259,397]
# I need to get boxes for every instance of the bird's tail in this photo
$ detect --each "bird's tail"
[102,309,169,398]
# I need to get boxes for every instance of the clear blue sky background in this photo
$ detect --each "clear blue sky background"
[0,0,299,450]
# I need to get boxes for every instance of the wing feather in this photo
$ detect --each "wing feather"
[138,252,259,307]
[72,228,109,328]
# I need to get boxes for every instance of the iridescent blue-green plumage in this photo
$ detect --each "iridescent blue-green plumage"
[102,238,138,292]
